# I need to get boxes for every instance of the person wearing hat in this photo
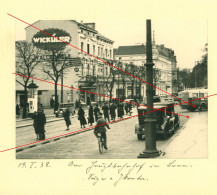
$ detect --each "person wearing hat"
[94,112,110,150]
[33,106,46,140]
[63,105,71,130]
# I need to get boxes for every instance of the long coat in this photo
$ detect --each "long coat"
[117,103,124,117]
[63,108,71,126]
[33,112,46,134]
[88,106,94,124]
[78,108,87,125]
[109,104,116,120]
[102,105,109,117]
[93,106,100,121]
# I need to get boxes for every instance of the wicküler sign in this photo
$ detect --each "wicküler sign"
[32,28,71,51]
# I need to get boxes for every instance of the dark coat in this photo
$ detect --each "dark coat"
[63,108,71,126]
[33,112,46,134]
[16,105,20,115]
[102,105,109,117]
[117,103,124,117]
[78,108,87,125]
[93,106,100,121]
[88,106,94,123]
[109,104,116,119]
[94,116,109,134]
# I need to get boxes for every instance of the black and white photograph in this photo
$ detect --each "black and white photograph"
[15,18,208,159]
[1,0,217,194]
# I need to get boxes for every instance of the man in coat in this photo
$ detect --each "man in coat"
[33,107,46,140]
[109,103,116,121]
[102,103,110,122]
[93,104,100,122]
[63,105,71,130]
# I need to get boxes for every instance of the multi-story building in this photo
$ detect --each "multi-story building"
[16,20,114,108]
[114,43,178,97]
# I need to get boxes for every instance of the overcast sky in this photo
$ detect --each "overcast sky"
[16,18,207,70]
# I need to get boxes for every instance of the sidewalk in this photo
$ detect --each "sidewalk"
[161,111,208,158]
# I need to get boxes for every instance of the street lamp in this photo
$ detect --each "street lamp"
[138,20,160,158]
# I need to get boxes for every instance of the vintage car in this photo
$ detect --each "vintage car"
[55,102,75,117]
[135,102,180,140]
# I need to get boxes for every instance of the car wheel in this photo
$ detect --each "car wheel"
[200,104,207,111]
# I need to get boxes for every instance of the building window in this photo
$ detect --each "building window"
[101,48,103,57]
[81,42,84,51]
[98,47,100,56]
[93,45,95,55]
[87,44,90,54]
[105,49,107,58]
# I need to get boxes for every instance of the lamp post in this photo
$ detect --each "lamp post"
[138,19,160,158]
[61,68,63,103]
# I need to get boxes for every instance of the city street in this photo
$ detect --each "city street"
[16,106,207,159]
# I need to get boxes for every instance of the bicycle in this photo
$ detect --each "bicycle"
[97,132,105,154]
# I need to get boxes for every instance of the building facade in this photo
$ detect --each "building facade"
[114,43,178,97]
[16,20,114,109]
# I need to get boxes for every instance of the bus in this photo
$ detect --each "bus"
[178,88,208,111]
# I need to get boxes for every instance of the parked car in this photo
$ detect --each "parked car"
[55,102,75,117]
[135,102,180,140]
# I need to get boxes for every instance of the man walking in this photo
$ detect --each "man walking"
[93,104,100,122]
[33,107,46,140]
[102,103,110,122]
[63,105,71,130]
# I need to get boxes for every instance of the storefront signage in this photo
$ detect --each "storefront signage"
[32,28,71,51]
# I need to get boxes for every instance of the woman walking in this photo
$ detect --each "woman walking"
[78,105,87,128]
[88,105,94,126]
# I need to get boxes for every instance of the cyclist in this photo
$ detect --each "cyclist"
[94,112,110,150]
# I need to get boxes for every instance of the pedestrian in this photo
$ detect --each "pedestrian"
[117,102,124,119]
[16,104,20,118]
[93,104,100,122]
[63,105,71,130]
[109,103,116,121]
[88,105,94,126]
[78,105,87,128]
[124,103,129,115]
[102,103,110,122]
[94,112,110,150]
[33,107,46,140]
[128,103,132,116]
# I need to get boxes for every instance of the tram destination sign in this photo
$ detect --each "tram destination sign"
[32,28,71,51]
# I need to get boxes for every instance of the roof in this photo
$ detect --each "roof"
[138,102,174,110]
[25,20,113,44]
[115,45,146,55]
[115,44,176,59]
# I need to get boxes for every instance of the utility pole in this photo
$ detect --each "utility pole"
[138,20,160,158]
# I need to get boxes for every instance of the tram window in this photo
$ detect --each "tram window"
[192,93,198,98]
[199,93,204,98]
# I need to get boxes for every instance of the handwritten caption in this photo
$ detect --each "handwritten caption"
[17,160,192,186]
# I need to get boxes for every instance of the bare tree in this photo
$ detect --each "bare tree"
[105,65,117,105]
[42,49,72,112]
[16,41,41,118]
